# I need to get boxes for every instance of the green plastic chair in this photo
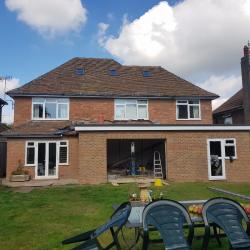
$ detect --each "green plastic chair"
[202,197,250,250]
[62,202,131,250]
[142,199,194,250]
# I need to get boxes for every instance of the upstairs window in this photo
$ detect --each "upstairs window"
[176,100,200,120]
[224,116,233,125]
[115,99,148,120]
[32,98,69,120]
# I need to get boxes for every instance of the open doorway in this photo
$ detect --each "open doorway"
[107,139,166,179]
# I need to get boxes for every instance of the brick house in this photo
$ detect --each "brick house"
[0,97,8,131]
[213,44,250,124]
[2,58,250,184]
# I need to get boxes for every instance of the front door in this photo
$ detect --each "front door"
[207,139,226,180]
[36,142,58,179]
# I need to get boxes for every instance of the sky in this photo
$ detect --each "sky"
[0,0,250,123]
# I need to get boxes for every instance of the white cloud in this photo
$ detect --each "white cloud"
[0,78,21,124]
[198,75,242,110]
[0,77,20,95]
[97,23,110,46]
[5,0,87,38]
[100,0,250,77]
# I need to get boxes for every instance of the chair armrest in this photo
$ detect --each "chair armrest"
[62,229,96,245]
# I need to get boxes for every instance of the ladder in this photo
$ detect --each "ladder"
[153,151,163,179]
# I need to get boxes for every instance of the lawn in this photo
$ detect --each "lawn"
[0,182,250,250]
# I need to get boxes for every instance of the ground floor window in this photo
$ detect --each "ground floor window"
[25,140,69,179]
[207,138,237,180]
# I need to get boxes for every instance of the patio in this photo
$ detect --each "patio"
[0,182,250,249]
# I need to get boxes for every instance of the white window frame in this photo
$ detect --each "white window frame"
[176,100,201,120]
[31,98,69,120]
[224,116,233,125]
[25,141,36,166]
[25,140,69,173]
[207,138,237,180]
[114,99,149,120]
[224,138,237,160]
[58,141,69,165]
[207,139,226,180]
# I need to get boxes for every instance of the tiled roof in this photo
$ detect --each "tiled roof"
[1,119,158,137]
[1,121,75,137]
[213,89,243,115]
[7,58,218,99]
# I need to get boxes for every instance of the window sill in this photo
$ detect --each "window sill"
[176,118,201,121]
[209,177,226,181]
[32,118,69,121]
[225,157,237,160]
[114,118,149,121]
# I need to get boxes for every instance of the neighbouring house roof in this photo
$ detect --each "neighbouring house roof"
[0,123,9,133]
[7,58,218,99]
[0,98,7,106]
[213,89,243,115]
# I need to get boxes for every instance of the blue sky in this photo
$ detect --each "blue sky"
[0,0,180,83]
[0,0,250,122]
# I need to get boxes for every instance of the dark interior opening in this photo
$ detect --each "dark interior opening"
[107,139,166,179]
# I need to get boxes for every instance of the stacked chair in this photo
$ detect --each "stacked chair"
[62,197,250,250]
[202,197,250,250]
[142,199,194,250]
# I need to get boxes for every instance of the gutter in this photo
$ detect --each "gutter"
[6,93,218,100]
[75,125,250,132]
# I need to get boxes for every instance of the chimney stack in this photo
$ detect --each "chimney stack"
[241,43,250,124]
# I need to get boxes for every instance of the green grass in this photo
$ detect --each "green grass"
[0,182,250,249]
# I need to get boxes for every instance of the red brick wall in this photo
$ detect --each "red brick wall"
[5,131,250,183]
[77,131,250,184]
[13,97,213,126]
[6,136,79,180]
[14,97,31,126]
[149,99,212,124]
[70,98,114,121]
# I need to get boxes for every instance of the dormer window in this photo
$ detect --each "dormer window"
[75,68,85,75]
[143,70,152,77]
[32,98,69,120]
[109,69,118,76]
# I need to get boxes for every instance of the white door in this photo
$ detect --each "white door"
[207,139,226,180]
[36,142,58,179]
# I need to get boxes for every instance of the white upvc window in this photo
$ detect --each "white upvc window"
[32,98,69,120]
[224,116,233,125]
[25,141,36,166]
[25,140,69,166]
[176,100,201,120]
[59,141,69,165]
[115,99,148,120]
[224,138,237,159]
